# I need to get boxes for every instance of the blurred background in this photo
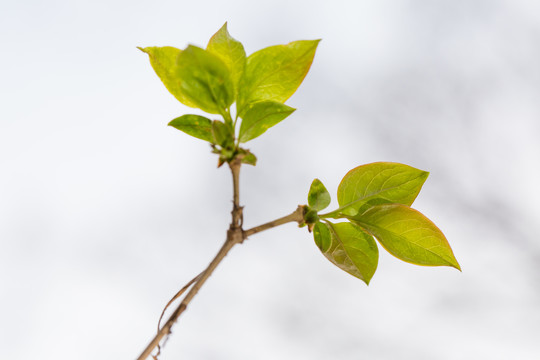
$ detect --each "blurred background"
[1,0,539,359]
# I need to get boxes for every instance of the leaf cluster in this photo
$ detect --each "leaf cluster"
[139,23,320,166]
[305,162,460,285]
[139,24,459,288]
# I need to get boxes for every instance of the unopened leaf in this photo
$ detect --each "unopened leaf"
[138,46,197,108]
[308,179,331,211]
[206,23,246,95]
[314,222,378,285]
[211,120,233,147]
[336,162,429,217]
[176,45,234,114]
[313,221,332,252]
[351,204,460,270]
[168,115,213,142]
[241,151,257,166]
[237,39,320,113]
[238,101,295,142]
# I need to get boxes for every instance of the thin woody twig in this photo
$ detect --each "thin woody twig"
[136,159,307,360]
[136,160,244,360]
[243,205,305,239]
[137,237,239,360]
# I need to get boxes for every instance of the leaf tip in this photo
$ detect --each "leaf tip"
[310,39,322,48]
[445,248,461,272]
[434,243,462,272]
[137,46,147,53]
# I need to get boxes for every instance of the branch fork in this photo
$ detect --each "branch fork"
[136,160,305,360]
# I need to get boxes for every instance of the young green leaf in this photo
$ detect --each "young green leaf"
[168,115,213,142]
[351,204,460,270]
[236,39,320,113]
[314,222,378,285]
[308,179,331,211]
[138,46,197,108]
[240,151,257,166]
[211,120,233,147]
[206,23,246,96]
[333,162,429,217]
[238,101,295,142]
[176,45,234,114]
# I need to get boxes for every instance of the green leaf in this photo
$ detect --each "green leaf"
[138,46,197,108]
[176,45,234,114]
[313,221,332,252]
[335,162,429,217]
[308,179,331,211]
[314,222,378,285]
[211,120,233,147]
[238,101,295,142]
[206,22,246,96]
[237,39,320,113]
[351,204,461,270]
[168,115,213,142]
[241,151,257,166]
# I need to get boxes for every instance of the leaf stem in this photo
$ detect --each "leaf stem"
[318,206,349,219]
[222,108,233,127]
[233,111,239,131]
[318,210,340,219]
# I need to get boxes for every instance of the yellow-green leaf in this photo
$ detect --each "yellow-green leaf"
[211,120,233,147]
[240,150,257,166]
[176,45,234,114]
[351,204,461,270]
[314,222,378,285]
[168,114,213,142]
[238,101,295,142]
[308,179,331,211]
[335,162,429,217]
[138,46,197,108]
[237,39,320,113]
[206,23,246,96]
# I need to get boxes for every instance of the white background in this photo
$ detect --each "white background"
[1,1,539,359]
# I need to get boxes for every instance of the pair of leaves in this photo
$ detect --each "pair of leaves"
[139,44,234,115]
[140,23,319,146]
[140,22,248,115]
[307,162,460,285]
[166,99,296,144]
[168,115,232,146]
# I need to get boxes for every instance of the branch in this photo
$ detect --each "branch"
[136,159,306,360]
[243,205,305,239]
[137,237,238,360]
[137,160,245,360]
[229,158,243,231]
